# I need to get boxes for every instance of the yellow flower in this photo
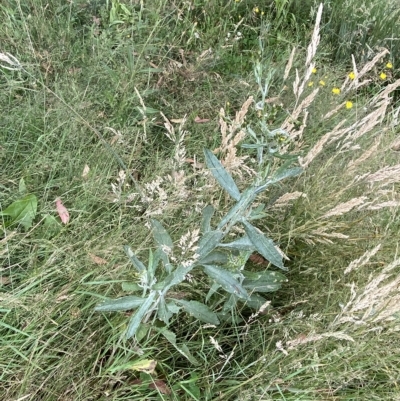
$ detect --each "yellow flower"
[253,7,259,13]
[312,67,317,74]
[319,80,325,86]
[261,11,264,15]
[308,81,314,87]
[345,101,353,109]
[380,72,387,80]
[386,62,393,69]
[332,87,341,95]
[348,71,356,80]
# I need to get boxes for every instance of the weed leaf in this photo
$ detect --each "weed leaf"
[243,270,287,292]
[218,235,255,251]
[0,194,37,230]
[174,299,220,325]
[203,265,249,299]
[151,219,173,272]
[201,205,215,233]
[95,295,144,312]
[124,245,146,272]
[242,221,285,270]
[197,230,224,258]
[126,291,157,339]
[204,148,241,201]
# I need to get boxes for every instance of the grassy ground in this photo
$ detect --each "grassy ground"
[1,0,400,400]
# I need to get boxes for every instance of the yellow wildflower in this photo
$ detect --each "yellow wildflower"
[380,72,387,80]
[312,67,317,74]
[345,101,353,109]
[308,81,314,87]
[261,11,264,15]
[254,7,259,13]
[386,62,393,69]
[319,80,325,86]
[348,71,356,80]
[332,87,341,95]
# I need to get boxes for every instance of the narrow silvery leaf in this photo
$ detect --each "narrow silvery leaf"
[124,245,146,272]
[197,230,223,258]
[204,148,241,201]
[201,205,215,233]
[206,282,221,303]
[242,293,268,310]
[162,264,193,292]
[270,166,303,184]
[218,235,255,251]
[126,291,156,339]
[157,296,173,324]
[151,219,173,250]
[174,299,220,325]
[151,219,173,272]
[197,251,228,266]
[121,282,141,292]
[204,265,248,299]
[95,295,144,312]
[242,221,285,270]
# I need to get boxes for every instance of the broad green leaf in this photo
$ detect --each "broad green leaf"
[94,295,144,312]
[197,251,228,266]
[174,299,220,325]
[19,178,27,195]
[204,148,241,201]
[203,265,248,299]
[242,221,285,270]
[201,205,215,233]
[124,245,146,272]
[41,214,61,238]
[197,230,223,258]
[160,329,199,365]
[121,282,141,292]
[0,194,37,230]
[218,235,255,251]
[126,291,157,339]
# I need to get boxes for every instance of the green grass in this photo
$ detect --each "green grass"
[1,0,400,400]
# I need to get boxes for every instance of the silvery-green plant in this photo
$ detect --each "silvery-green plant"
[95,148,302,340]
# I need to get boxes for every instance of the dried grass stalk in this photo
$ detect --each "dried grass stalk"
[272,191,306,208]
[287,331,354,350]
[322,197,368,218]
[283,47,296,81]
[347,138,381,172]
[365,164,400,185]
[344,244,381,275]
[213,97,256,177]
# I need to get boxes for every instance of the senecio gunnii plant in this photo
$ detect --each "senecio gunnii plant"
[94,144,300,339]
[94,49,302,340]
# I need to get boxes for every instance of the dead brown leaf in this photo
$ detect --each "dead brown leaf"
[0,276,11,285]
[149,380,172,395]
[89,253,108,265]
[194,116,210,123]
